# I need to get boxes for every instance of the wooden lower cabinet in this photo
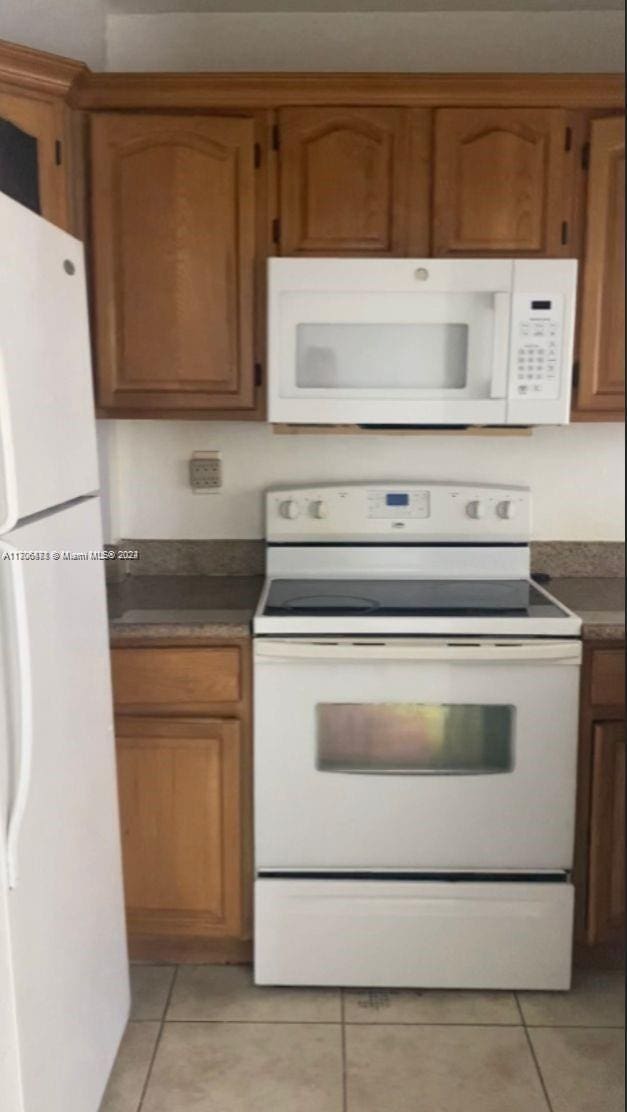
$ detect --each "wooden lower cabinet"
[587,721,625,945]
[575,643,626,954]
[116,716,244,941]
[112,640,252,961]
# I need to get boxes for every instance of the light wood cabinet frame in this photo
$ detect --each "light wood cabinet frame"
[574,641,626,954]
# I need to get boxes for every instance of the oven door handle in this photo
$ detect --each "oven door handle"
[254,640,582,664]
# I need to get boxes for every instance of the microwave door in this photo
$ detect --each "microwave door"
[271,289,509,425]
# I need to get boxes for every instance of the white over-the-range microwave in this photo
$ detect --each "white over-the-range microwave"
[267,258,578,426]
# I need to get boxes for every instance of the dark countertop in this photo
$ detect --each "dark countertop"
[107,573,625,645]
[108,575,264,641]
[548,577,625,642]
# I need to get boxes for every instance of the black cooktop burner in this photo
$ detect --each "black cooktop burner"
[263,578,566,619]
[282,594,381,614]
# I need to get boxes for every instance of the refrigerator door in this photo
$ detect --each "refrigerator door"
[0,194,99,533]
[0,496,129,1112]
[0,853,22,1112]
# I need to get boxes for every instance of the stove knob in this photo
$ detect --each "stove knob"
[497,500,517,520]
[310,500,329,520]
[279,499,300,520]
[466,500,486,520]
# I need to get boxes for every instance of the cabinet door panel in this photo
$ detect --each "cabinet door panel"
[433,108,570,256]
[116,716,243,939]
[279,107,429,256]
[576,116,625,415]
[587,721,625,945]
[0,92,68,228]
[91,114,258,411]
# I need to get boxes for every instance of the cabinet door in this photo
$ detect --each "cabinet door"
[587,721,625,945]
[433,108,572,256]
[116,716,243,940]
[279,107,430,256]
[575,117,625,416]
[91,114,259,412]
[0,91,68,228]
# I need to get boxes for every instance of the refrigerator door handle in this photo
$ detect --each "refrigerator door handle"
[0,540,34,888]
[0,357,19,534]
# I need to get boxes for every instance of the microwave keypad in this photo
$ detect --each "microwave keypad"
[514,321,560,399]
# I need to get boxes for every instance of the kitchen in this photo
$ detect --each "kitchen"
[0,3,625,1111]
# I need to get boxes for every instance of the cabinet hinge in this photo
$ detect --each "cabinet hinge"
[254,362,263,387]
[254,142,262,169]
[572,361,580,389]
[272,217,280,245]
[54,139,62,166]
[561,220,569,246]
[272,124,280,151]
[564,126,573,152]
[581,141,591,171]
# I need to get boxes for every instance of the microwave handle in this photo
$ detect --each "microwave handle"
[490,293,512,399]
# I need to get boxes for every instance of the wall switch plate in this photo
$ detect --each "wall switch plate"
[189,451,222,493]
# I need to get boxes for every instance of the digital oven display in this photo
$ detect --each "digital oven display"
[386,493,409,507]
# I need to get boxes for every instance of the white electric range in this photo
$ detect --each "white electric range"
[253,483,582,990]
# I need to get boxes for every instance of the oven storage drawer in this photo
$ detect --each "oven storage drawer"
[255,877,574,990]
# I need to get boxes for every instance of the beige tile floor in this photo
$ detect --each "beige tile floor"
[100,964,625,1112]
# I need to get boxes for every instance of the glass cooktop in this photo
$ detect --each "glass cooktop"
[263,578,567,619]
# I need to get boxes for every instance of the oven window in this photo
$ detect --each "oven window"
[296,323,469,390]
[316,703,514,774]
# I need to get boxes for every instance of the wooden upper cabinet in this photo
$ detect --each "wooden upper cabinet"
[587,721,625,945]
[90,113,261,412]
[0,91,69,229]
[278,107,430,256]
[575,116,625,416]
[433,108,574,256]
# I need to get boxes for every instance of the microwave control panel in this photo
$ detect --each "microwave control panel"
[510,294,563,401]
[266,483,531,544]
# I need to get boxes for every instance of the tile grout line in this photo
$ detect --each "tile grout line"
[340,990,348,1112]
[151,1017,542,1027]
[136,965,179,1112]
[515,992,555,1112]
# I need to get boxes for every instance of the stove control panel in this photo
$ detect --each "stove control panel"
[367,489,430,519]
[266,483,531,543]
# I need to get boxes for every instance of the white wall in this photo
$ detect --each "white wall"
[106,10,625,71]
[103,420,626,542]
[0,0,105,68]
[100,9,625,544]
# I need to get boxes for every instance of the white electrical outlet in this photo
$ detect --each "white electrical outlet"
[189,451,222,493]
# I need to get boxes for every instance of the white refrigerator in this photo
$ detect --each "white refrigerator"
[0,194,130,1111]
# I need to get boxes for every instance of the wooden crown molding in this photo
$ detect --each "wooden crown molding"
[76,71,625,112]
[0,38,88,99]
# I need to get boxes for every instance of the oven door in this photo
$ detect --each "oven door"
[254,638,581,872]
